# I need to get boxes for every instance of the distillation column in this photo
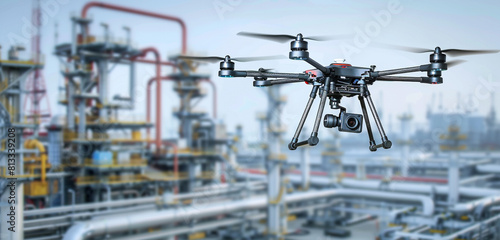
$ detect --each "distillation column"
[0,48,35,240]
[265,85,287,239]
[440,125,466,207]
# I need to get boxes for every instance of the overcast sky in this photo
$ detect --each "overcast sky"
[1,0,499,142]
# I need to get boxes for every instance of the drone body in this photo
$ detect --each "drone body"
[180,32,498,151]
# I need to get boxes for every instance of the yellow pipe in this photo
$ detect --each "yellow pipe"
[131,130,142,140]
[269,186,285,205]
[24,139,47,183]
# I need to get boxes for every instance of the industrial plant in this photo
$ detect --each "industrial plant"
[1,1,500,240]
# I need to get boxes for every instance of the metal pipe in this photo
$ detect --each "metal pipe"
[111,200,344,240]
[129,61,135,108]
[25,205,157,232]
[66,77,75,130]
[345,214,376,226]
[460,174,496,185]
[26,182,263,217]
[81,2,188,53]
[286,169,448,184]
[450,195,500,213]
[25,196,157,217]
[68,189,75,219]
[476,164,500,174]
[327,176,500,214]
[24,139,47,183]
[25,234,62,240]
[109,217,264,240]
[138,48,162,151]
[62,188,434,240]
[338,178,500,198]
[105,185,111,210]
[238,172,500,212]
[111,190,140,198]
[63,197,268,240]
[193,181,265,191]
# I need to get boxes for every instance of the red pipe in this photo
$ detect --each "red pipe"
[162,141,179,194]
[133,58,177,67]
[241,168,266,175]
[220,162,226,183]
[81,1,187,54]
[139,48,162,151]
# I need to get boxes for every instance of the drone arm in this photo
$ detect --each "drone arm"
[267,79,305,84]
[372,62,446,77]
[254,79,305,87]
[304,57,329,74]
[371,66,421,77]
[226,71,249,77]
[245,71,309,80]
[375,76,423,82]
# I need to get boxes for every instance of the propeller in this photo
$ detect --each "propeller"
[237,32,349,43]
[258,68,274,72]
[372,42,500,57]
[179,55,285,63]
[447,59,466,67]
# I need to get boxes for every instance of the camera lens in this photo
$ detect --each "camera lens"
[346,116,359,130]
[323,114,339,128]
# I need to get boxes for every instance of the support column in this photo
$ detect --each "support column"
[448,152,459,206]
[300,144,310,190]
[98,60,108,120]
[265,86,286,239]
[398,113,412,177]
[67,79,75,130]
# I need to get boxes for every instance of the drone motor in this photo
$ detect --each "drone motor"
[289,33,309,60]
[218,55,235,77]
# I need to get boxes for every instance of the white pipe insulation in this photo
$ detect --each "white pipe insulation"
[476,164,500,174]
[237,172,500,214]
[63,188,434,240]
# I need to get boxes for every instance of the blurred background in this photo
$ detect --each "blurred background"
[0,0,499,239]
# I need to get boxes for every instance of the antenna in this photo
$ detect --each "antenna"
[23,0,52,136]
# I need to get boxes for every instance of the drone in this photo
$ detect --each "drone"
[180,32,499,151]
